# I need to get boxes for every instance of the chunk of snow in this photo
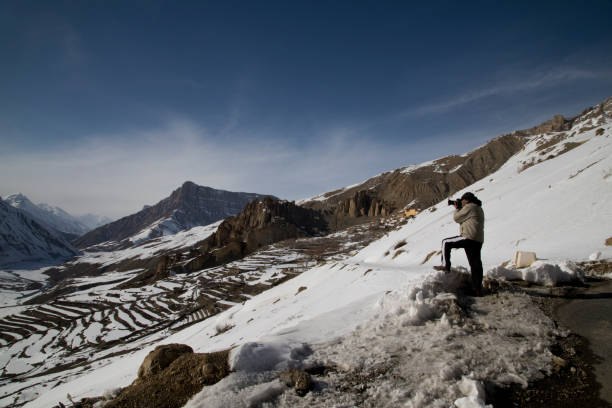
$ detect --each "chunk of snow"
[589,251,602,261]
[458,377,486,400]
[487,261,584,286]
[454,396,492,408]
[230,341,311,373]
[453,377,491,407]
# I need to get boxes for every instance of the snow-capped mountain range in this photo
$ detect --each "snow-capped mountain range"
[0,184,272,270]
[4,194,111,236]
[1,96,611,408]
[0,200,79,268]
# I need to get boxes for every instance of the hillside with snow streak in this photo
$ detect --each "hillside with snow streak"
[0,200,78,269]
[21,97,612,408]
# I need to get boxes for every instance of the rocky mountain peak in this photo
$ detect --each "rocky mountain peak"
[73,183,274,250]
[4,193,91,237]
[174,180,198,200]
[5,193,32,207]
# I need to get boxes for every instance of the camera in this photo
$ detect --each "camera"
[447,199,462,209]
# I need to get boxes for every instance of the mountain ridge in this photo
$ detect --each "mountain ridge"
[0,199,79,268]
[73,182,274,250]
[4,194,111,236]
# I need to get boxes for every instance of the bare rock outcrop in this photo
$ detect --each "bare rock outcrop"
[329,191,392,229]
[94,346,230,408]
[194,197,328,266]
[516,114,573,136]
[137,343,194,380]
[141,197,329,281]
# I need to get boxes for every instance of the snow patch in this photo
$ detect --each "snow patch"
[487,260,584,286]
[589,251,602,261]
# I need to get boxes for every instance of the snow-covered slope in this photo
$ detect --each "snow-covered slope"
[0,200,79,268]
[76,220,223,268]
[361,112,612,269]
[17,97,612,408]
[4,194,107,236]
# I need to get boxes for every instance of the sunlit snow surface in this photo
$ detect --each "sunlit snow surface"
[10,105,612,408]
[79,220,223,266]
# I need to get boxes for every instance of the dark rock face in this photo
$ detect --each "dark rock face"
[211,197,327,250]
[329,191,392,229]
[515,114,574,136]
[74,182,272,249]
[303,133,526,224]
[161,197,328,275]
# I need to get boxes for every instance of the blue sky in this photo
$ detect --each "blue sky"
[1,0,611,218]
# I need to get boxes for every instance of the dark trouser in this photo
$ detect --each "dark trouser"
[441,236,483,293]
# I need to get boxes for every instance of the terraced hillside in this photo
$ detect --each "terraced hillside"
[0,216,405,407]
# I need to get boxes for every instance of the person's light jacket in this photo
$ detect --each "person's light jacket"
[453,202,484,243]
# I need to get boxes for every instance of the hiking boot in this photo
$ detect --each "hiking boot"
[433,265,450,272]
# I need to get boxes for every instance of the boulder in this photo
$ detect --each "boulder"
[280,369,312,396]
[137,344,193,379]
[105,349,230,408]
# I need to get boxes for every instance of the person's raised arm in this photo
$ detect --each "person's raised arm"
[453,203,471,224]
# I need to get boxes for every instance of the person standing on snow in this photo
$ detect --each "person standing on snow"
[434,192,485,296]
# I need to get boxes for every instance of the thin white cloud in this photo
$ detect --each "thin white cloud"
[0,118,429,219]
[401,66,612,117]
